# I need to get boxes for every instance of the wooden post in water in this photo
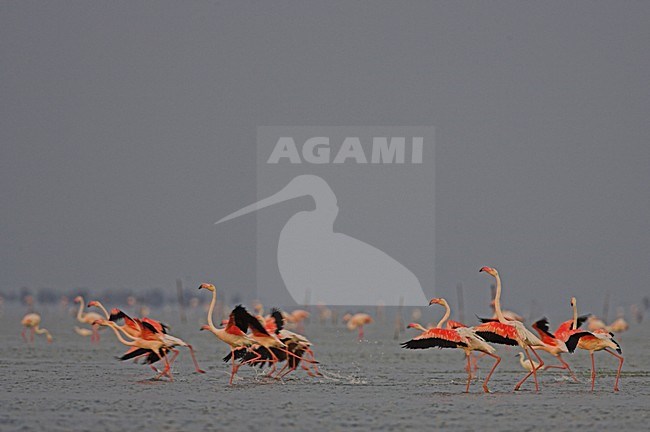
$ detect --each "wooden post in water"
[393,296,404,340]
[176,279,187,324]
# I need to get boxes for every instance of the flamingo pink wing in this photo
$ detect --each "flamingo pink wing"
[474,321,519,346]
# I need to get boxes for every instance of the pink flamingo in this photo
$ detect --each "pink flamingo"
[473,267,546,391]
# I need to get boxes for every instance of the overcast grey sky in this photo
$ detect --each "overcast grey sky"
[1,1,649,321]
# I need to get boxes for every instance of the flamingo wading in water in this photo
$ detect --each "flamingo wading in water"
[402,298,501,393]
[74,296,103,342]
[21,313,53,343]
[343,313,373,340]
[564,297,624,392]
[197,283,256,385]
[473,267,546,391]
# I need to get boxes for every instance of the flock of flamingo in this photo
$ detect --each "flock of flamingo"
[19,266,630,393]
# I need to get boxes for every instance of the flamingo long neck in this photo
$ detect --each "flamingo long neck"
[94,302,110,319]
[105,322,136,346]
[493,272,508,324]
[33,325,50,338]
[76,298,85,321]
[207,289,218,331]
[436,302,451,328]
[572,299,578,329]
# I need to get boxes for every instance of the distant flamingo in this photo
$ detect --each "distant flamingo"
[198,283,256,385]
[489,300,525,322]
[564,297,624,392]
[21,313,53,343]
[473,267,546,391]
[343,313,373,340]
[73,296,103,342]
[402,298,500,393]
[286,309,310,333]
[607,308,629,334]
[74,327,93,337]
[586,316,607,332]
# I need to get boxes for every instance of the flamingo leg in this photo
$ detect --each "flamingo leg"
[305,349,322,376]
[186,344,205,374]
[280,366,297,379]
[30,327,35,342]
[266,349,280,376]
[229,348,238,386]
[155,352,173,382]
[470,352,483,378]
[590,351,596,391]
[275,362,290,379]
[169,348,180,365]
[21,327,27,343]
[514,346,543,391]
[604,348,624,392]
[543,355,579,382]
[358,326,364,341]
[465,354,472,393]
[240,347,264,368]
[482,352,501,393]
[281,348,318,364]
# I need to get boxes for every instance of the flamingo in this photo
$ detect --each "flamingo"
[96,316,204,380]
[197,283,256,385]
[231,305,318,377]
[343,313,373,340]
[21,313,53,343]
[553,299,590,342]
[108,309,204,375]
[108,308,168,339]
[473,267,546,391]
[564,297,624,392]
[238,308,321,379]
[586,316,607,332]
[406,322,429,332]
[87,300,110,319]
[73,296,103,342]
[516,352,540,372]
[286,309,310,333]
[215,175,428,306]
[402,298,500,393]
[607,308,629,334]
[95,318,175,380]
[74,327,94,337]
[530,318,576,381]
[270,309,321,378]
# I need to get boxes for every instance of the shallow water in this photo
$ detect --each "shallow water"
[2,307,649,431]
